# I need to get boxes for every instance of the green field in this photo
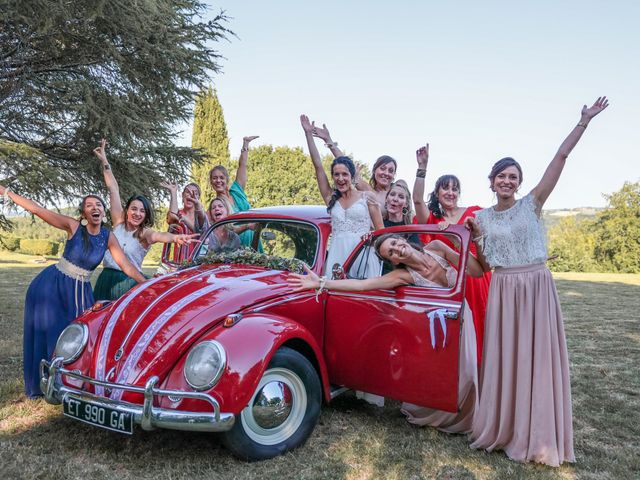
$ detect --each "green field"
[0,253,638,480]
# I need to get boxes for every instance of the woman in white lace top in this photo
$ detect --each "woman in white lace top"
[465,97,609,466]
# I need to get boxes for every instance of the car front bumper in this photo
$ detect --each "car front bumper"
[40,357,235,433]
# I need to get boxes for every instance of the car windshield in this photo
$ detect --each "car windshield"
[193,219,319,269]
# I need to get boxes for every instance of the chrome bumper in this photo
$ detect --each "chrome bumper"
[40,357,235,433]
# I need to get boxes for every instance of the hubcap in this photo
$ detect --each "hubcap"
[240,367,306,445]
[252,380,293,429]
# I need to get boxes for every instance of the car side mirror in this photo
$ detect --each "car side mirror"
[261,231,276,241]
[331,263,345,280]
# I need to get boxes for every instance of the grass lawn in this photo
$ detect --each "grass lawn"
[0,252,638,479]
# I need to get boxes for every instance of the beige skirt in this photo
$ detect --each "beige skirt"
[469,263,575,466]
[401,304,478,434]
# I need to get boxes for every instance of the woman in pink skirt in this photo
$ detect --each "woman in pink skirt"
[465,97,609,466]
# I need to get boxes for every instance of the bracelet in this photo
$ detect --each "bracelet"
[576,122,588,129]
[416,169,426,178]
[315,276,328,303]
[325,141,338,149]
[473,235,484,251]
[241,146,249,152]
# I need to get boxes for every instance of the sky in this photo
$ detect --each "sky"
[176,0,640,210]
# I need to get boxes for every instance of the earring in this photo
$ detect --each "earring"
[80,218,88,226]
[102,216,107,224]
[402,207,408,215]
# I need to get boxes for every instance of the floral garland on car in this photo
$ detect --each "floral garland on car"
[185,247,306,274]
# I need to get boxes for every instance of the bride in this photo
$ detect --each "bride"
[288,233,484,433]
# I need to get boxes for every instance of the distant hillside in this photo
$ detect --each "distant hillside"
[542,207,602,229]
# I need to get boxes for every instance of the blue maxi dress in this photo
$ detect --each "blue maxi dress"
[23,225,109,398]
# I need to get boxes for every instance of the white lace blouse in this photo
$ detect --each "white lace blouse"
[103,223,148,273]
[476,193,547,268]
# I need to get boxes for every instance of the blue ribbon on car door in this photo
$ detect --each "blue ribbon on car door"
[426,308,448,349]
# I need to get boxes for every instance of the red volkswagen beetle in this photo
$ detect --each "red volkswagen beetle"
[40,205,472,460]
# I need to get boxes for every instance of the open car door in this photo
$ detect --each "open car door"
[323,225,471,412]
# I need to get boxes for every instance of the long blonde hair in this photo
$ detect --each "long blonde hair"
[385,181,414,224]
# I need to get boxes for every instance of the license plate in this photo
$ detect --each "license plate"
[63,394,133,434]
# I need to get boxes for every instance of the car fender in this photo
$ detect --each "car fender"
[160,313,331,414]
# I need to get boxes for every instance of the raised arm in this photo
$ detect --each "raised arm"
[288,264,411,293]
[532,96,609,208]
[426,239,484,278]
[107,233,146,283]
[161,181,180,225]
[188,190,207,232]
[0,184,76,235]
[235,135,259,190]
[143,229,200,246]
[311,122,345,158]
[413,144,430,223]
[365,191,384,230]
[301,114,333,203]
[93,138,123,225]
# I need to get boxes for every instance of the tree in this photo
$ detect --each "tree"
[191,87,230,203]
[0,0,232,227]
[547,181,640,273]
[547,216,600,272]
[592,181,640,273]
[241,145,361,209]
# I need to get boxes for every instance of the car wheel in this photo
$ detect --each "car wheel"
[221,346,322,461]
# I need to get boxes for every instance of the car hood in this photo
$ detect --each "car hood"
[91,264,292,398]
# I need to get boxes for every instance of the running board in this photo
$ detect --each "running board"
[330,385,349,400]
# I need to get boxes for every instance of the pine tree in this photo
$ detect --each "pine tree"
[191,87,231,204]
[0,0,232,226]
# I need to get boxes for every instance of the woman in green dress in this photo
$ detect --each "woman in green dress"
[92,139,198,300]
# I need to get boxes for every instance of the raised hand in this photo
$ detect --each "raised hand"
[92,138,108,164]
[185,189,202,209]
[300,114,313,134]
[312,123,332,143]
[416,144,429,169]
[287,264,320,292]
[242,135,259,145]
[174,233,200,245]
[160,181,178,193]
[581,96,609,120]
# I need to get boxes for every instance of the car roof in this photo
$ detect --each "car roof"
[227,205,331,225]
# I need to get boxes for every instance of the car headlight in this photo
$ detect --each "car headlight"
[184,340,227,390]
[53,323,88,364]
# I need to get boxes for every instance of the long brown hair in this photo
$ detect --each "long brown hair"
[369,155,397,191]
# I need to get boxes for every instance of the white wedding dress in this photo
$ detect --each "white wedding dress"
[325,194,381,279]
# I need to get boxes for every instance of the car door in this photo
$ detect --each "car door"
[323,225,471,412]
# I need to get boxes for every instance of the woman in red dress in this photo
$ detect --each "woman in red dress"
[412,144,491,365]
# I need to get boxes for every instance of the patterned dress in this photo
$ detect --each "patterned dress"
[23,226,109,398]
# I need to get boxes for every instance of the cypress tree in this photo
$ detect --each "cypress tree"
[191,87,231,204]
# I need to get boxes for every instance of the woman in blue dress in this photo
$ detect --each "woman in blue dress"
[0,184,146,398]
[209,135,259,247]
